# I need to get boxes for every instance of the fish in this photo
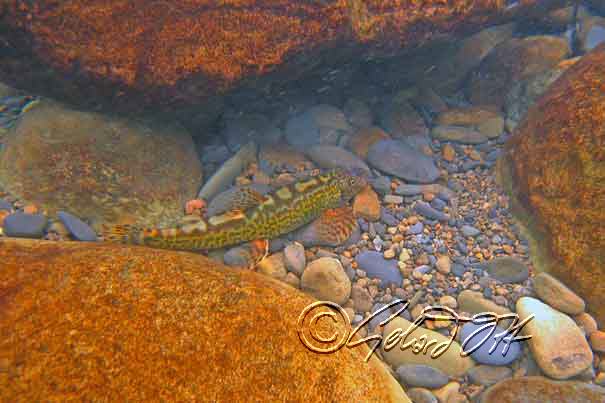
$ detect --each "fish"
[102,169,368,252]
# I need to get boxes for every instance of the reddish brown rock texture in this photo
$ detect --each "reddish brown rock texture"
[0,0,561,111]
[0,239,409,402]
[505,44,605,325]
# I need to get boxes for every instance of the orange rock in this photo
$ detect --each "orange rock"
[353,185,381,221]
[0,239,409,402]
[504,43,605,326]
[0,1,561,112]
[590,331,605,353]
[185,199,205,215]
[0,210,9,227]
[22,204,38,214]
[349,127,390,159]
[442,144,456,162]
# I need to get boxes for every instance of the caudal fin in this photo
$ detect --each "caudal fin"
[101,224,142,244]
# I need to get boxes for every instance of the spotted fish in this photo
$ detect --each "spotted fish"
[102,169,367,252]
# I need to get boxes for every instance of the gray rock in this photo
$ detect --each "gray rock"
[3,212,47,238]
[57,211,97,241]
[484,257,530,283]
[283,242,306,276]
[367,139,440,184]
[370,176,392,196]
[306,145,370,174]
[407,222,424,235]
[467,365,513,386]
[285,104,352,150]
[414,201,449,221]
[460,322,522,366]
[0,198,12,211]
[461,225,481,237]
[355,251,403,287]
[396,364,449,389]
[431,125,488,144]
[223,113,282,152]
[395,184,424,196]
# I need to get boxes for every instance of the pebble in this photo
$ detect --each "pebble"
[459,322,522,366]
[396,364,450,389]
[257,252,288,280]
[355,251,403,287]
[353,186,381,221]
[574,312,598,336]
[457,291,513,326]
[406,388,438,403]
[57,211,97,242]
[461,225,481,238]
[351,285,374,313]
[366,139,440,184]
[381,317,475,377]
[407,222,424,235]
[383,195,403,205]
[467,365,512,387]
[484,257,529,283]
[414,201,449,221]
[0,199,12,211]
[435,255,451,274]
[516,297,593,380]
[283,242,306,276]
[431,125,488,144]
[533,272,585,315]
[300,257,351,305]
[589,331,605,353]
[3,212,47,238]
[306,145,371,174]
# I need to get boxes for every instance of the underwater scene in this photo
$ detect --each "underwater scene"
[1,1,604,402]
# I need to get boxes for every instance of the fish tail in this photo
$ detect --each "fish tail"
[101,224,143,244]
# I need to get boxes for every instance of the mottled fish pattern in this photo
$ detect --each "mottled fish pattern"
[102,169,367,252]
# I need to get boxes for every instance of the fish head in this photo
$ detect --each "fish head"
[332,167,368,203]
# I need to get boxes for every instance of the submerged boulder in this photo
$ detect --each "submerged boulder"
[0,239,409,402]
[0,99,202,230]
[503,43,605,326]
[0,1,563,114]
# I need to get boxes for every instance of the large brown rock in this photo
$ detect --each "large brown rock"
[0,99,202,229]
[503,44,605,325]
[0,0,562,114]
[468,35,570,109]
[0,239,409,402]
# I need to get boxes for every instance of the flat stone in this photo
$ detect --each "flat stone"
[3,212,47,238]
[257,252,287,280]
[431,125,488,144]
[285,104,352,150]
[381,317,475,378]
[306,145,370,174]
[353,186,381,221]
[457,291,513,326]
[413,201,449,221]
[355,251,403,287]
[406,388,438,403]
[467,365,512,387]
[479,376,605,403]
[460,322,522,366]
[301,257,351,305]
[396,364,449,389]
[57,211,97,242]
[461,225,480,237]
[517,297,593,379]
[484,257,529,283]
[367,139,440,184]
[533,272,585,315]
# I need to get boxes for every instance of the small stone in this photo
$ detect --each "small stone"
[301,258,351,305]
[283,272,300,288]
[383,249,396,259]
[353,186,381,221]
[355,251,403,287]
[590,331,605,353]
[433,382,461,403]
[366,139,440,183]
[517,297,593,379]
[57,211,97,242]
[22,204,38,215]
[257,252,288,280]
[283,242,306,276]
[3,212,47,239]
[414,201,449,221]
[396,364,449,389]
[467,365,512,387]
[0,199,13,211]
[460,322,522,366]
[435,255,451,274]
[185,199,205,215]
[431,126,488,144]
[351,285,373,313]
[461,225,481,237]
[439,295,457,309]
[457,290,513,326]
[383,195,403,205]
[406,388,438,403]
[442,144,456,162]
[533,272,585,315]
[484,257,529,283]
[574,312,598,336]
